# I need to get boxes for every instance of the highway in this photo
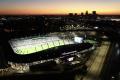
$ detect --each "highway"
[75,41,110,80]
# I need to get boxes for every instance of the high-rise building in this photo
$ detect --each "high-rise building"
[74,13,77,16]
[81,12,84,16]
[92,11,96,15]
[69,13,74,16]
[85,11,88,15]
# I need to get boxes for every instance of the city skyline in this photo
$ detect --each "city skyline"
[0,0,120,15]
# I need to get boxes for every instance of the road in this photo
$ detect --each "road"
[75,41,110,80]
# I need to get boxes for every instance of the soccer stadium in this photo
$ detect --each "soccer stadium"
[5,33,95,74]
[9,36,74,55]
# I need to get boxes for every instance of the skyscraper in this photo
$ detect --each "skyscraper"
[92,11,96,15]
[81,12,84,16]
[85,11,88,15]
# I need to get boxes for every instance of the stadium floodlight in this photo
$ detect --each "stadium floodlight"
[74,37,83,43]
[68,57,74,61]
[94,26,98,29]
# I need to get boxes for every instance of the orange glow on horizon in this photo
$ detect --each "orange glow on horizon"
[0,1,120,15]
[0,9,120,15]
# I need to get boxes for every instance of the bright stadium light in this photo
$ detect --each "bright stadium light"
[94,26,98,29]
[68,57,74,61]
[74,37,83,43]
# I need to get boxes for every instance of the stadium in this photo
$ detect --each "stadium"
[4,33,95,74]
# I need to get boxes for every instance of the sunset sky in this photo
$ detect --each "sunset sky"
[0,0,120,15]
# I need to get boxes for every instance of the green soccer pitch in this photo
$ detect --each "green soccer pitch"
[15,40,66,55]
[84,39,97,44]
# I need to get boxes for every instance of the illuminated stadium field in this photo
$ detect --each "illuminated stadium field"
[84,39,97,44]
[9,36,75,55]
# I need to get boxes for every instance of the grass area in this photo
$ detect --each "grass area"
[15,40,66,55]
[84,39,97,44]
[14,39,96,55]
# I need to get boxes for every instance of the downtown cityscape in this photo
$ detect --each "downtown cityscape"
[0,0,120,80]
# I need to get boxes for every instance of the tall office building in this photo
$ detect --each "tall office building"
[92,11,96,15]
[74,13,78,16]
[81,12,84,16]
[85,11,88,15]
[92,11,97,19]
[69,13,74,16]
